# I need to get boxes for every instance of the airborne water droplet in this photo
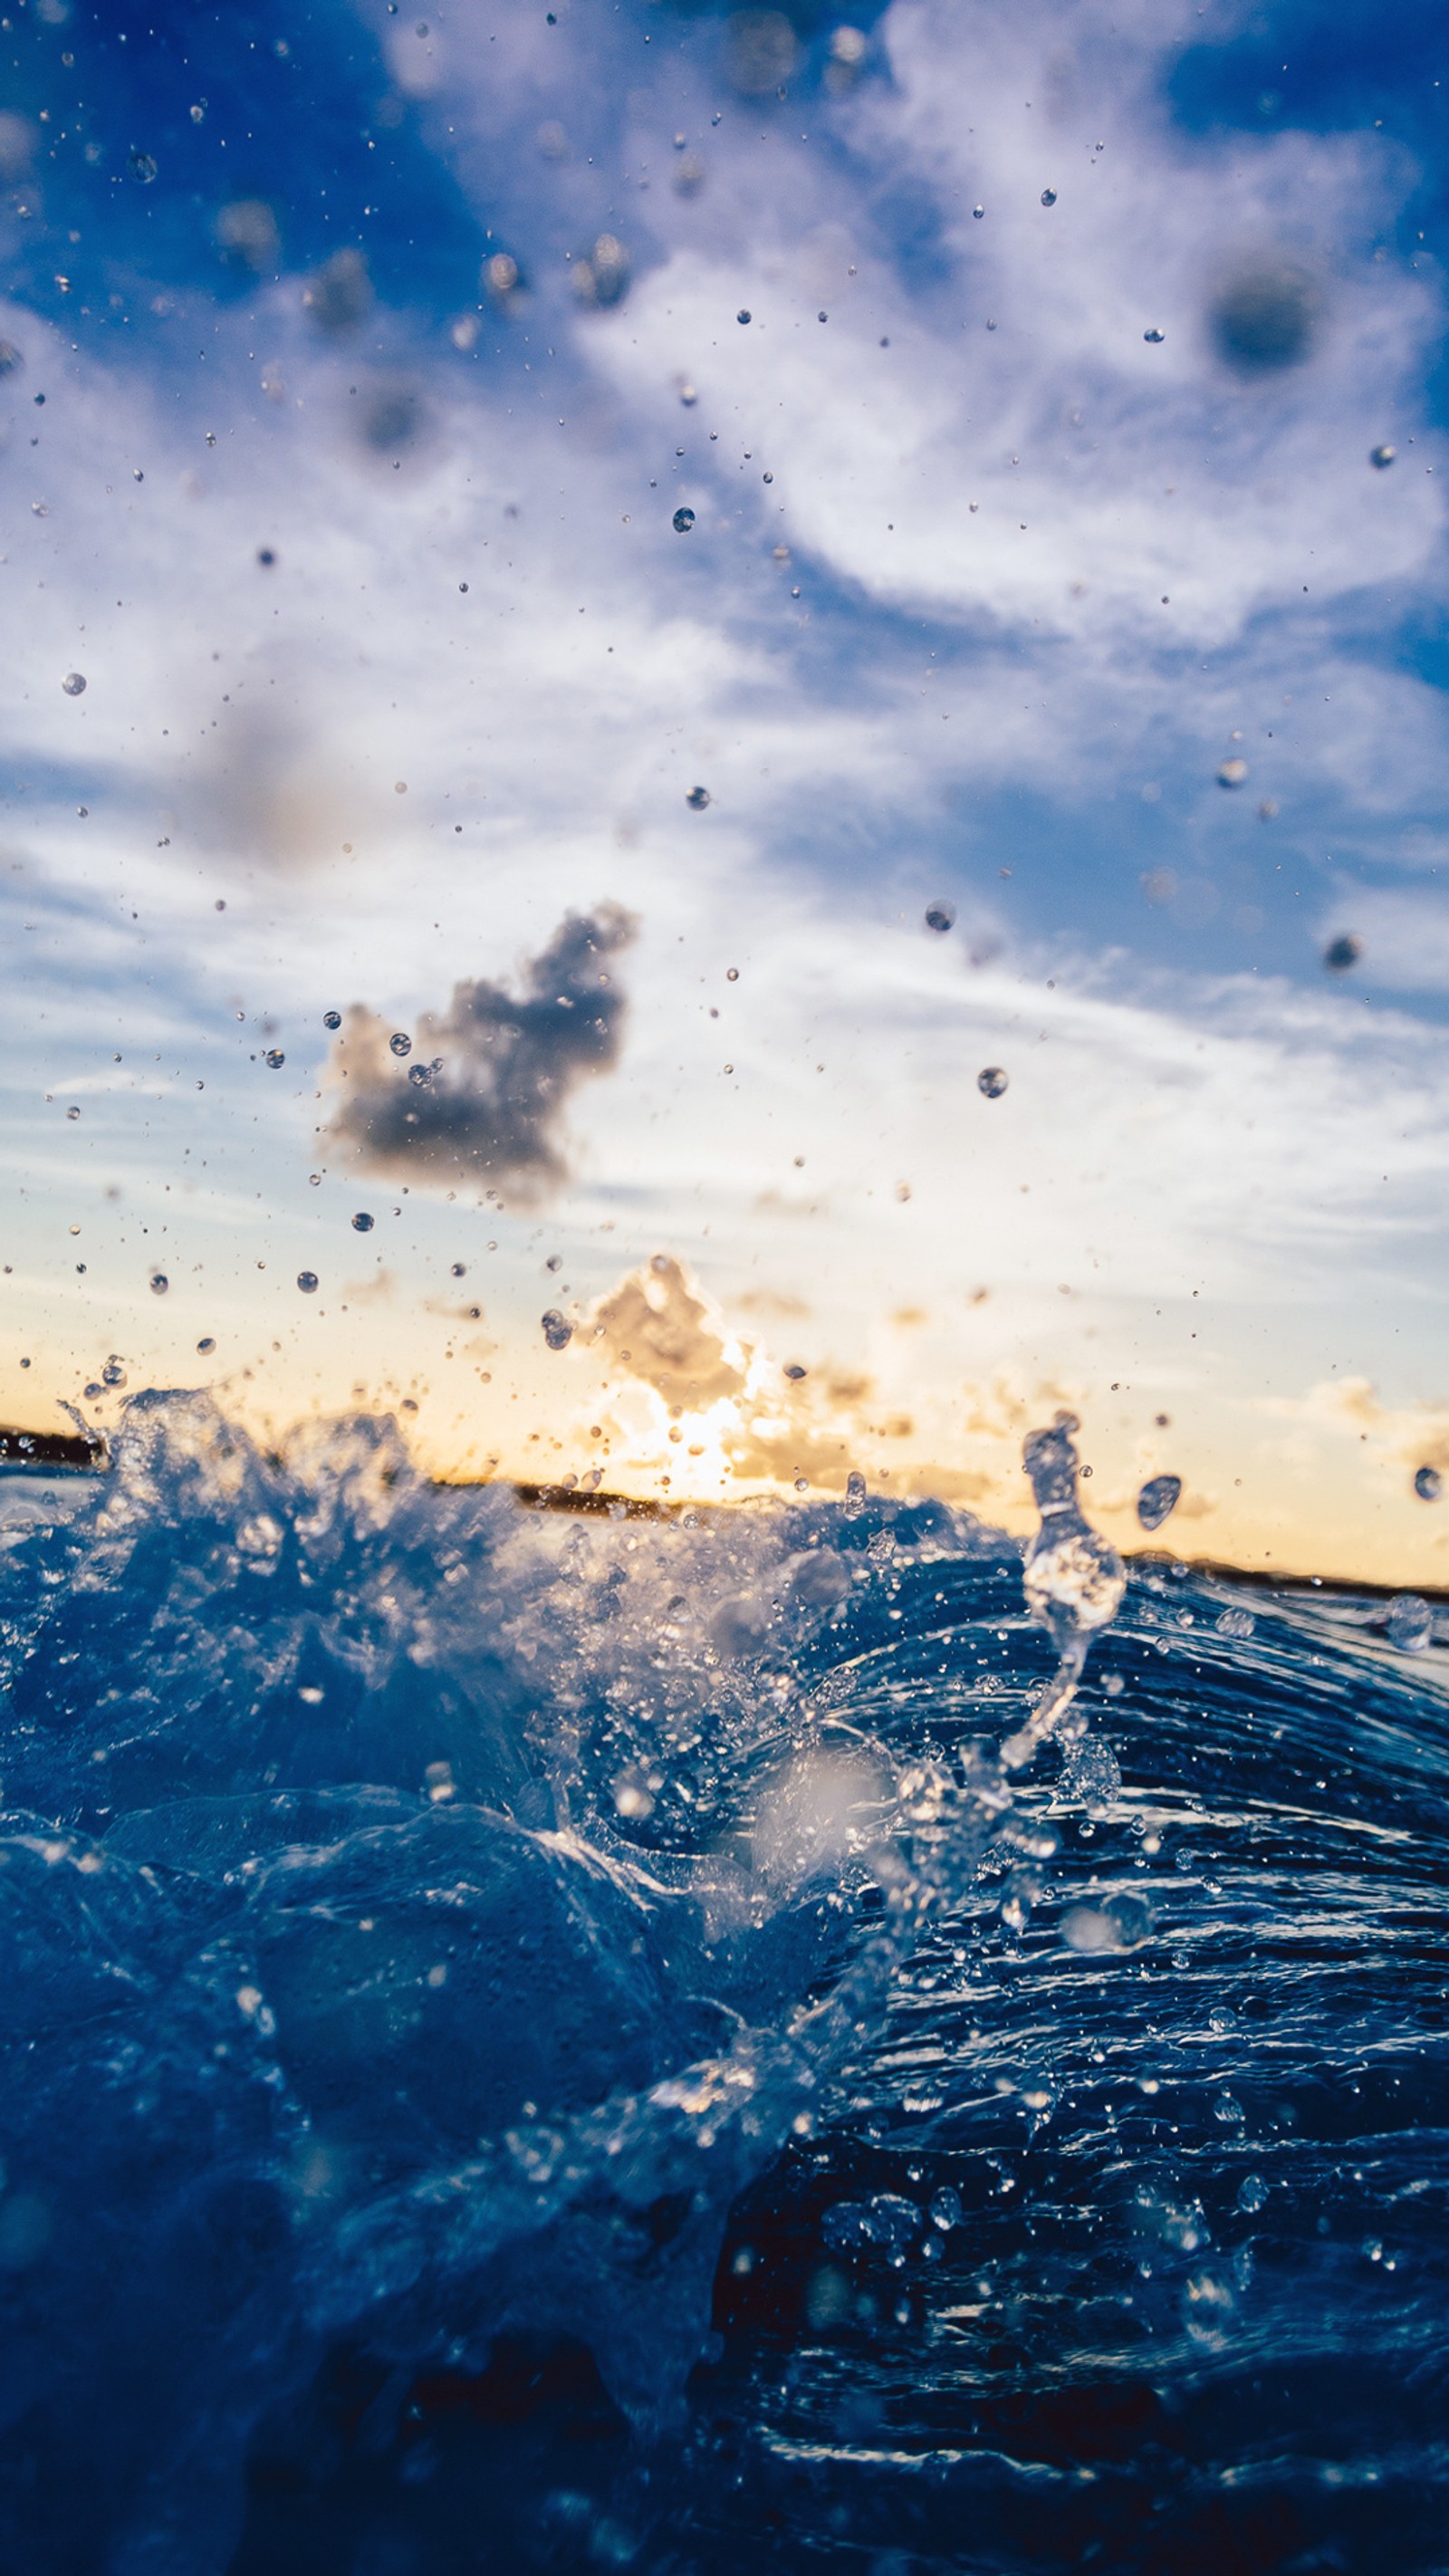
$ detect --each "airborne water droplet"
[297,1272,319,1294]
[351,1211,375,1233]
[925,900,955,934]
[62,672,87,697]
[977,1066,1008,1098]
[542,1309,573,1350]
[1386,1594,1432,1654]
[389,1032,412,1058]
[673,506,696,533]
[1414,1465,1442,1502]
[1137,1473,1182,1533]
[322,1010,341,1031]
[686,785,711,809]
[149,1274,168,1295]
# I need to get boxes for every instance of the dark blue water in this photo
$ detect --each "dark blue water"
[2,1394,1447,2575]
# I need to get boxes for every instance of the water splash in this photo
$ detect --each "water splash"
[3,1393,1446,2573]
[1002,1410,1125,1770]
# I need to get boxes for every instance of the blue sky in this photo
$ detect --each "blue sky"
[3,0,1449,1580]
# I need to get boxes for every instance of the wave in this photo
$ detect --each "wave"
[0,1394,1445,2572]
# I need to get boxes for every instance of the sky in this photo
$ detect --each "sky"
[2,0,1449,1583]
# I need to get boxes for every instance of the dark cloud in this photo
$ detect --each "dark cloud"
[325,907,638,1196]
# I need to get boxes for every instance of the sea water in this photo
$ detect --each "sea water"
[1,1393,1446,2574]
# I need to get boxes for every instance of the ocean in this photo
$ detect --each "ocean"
[1,1394,1445,2573]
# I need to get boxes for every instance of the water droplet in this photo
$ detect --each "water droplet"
[83,1383,103,1400]
[783,1361,807,1381]
[726,966,739,982]
[1370,443,1396,468]
[65,1105,80,1121]
[297,1271,319,1294]
[62,671,86,696]
[736,308,752,324]
[542,1308,573,1350]
[844,1469,867,1517]
[450,1262,466,1277]
[197,1337,216,1354]
[1137,1472,1182,1533]
[322,1009,341,1031]
[389,1032,412,1058]
[1323,933,1361,972]
[1237,2173,1269,2215]
[925,899,955,933]
[686,784,711,809]
[127,149,158,184]
[673,505,696,533]
[1414,1465,1441,1502]
[1387,1593,1432,1654]
[351,1211,375,1233]
[1216,757,1249,788]
[1061,1892,1154,1953]
[264,1048,285,1069]
[101,1359,127,1388]
[973,203,984,219]
[1041,187,1058,206]
[1215,1607,1254,1639]
[149,1274,168,1295]
[1143,325,1166,343]
[977,1065,1008,1098]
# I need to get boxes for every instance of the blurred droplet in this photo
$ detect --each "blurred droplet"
[149,1274,168,1295]
[297,1272,319,1294]
[673,506,696,533]
[197,1337,216,1354]
[216,199,280,272]
[925,900,955,934]
[1323,933,1361,973]
[322,1010,341,1031]
[725,10,797,96]
[572,234,629,309]
[977,1065,1008,1098]
[1414,1465,1441,1502]
[127,149,158,184]
[1211,264,1317,373]
[1137,1473,1182,1533]
[686,785,711,809]
[264,1048,285,1069]
[484,251,522,305]
[302,247,371,332]
[62,671,86,696]
[736,309,752,325]
[844,1469,867,1516]
[1041,187,1058,206]
[352,1212,375,1233]
[542,1309,573,1350]
[973,204,984,219]
[1143,325,1166,343]
[1216,757,1248,788]
[1370,444,1396,468]
[1237,2173,1270,2215]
